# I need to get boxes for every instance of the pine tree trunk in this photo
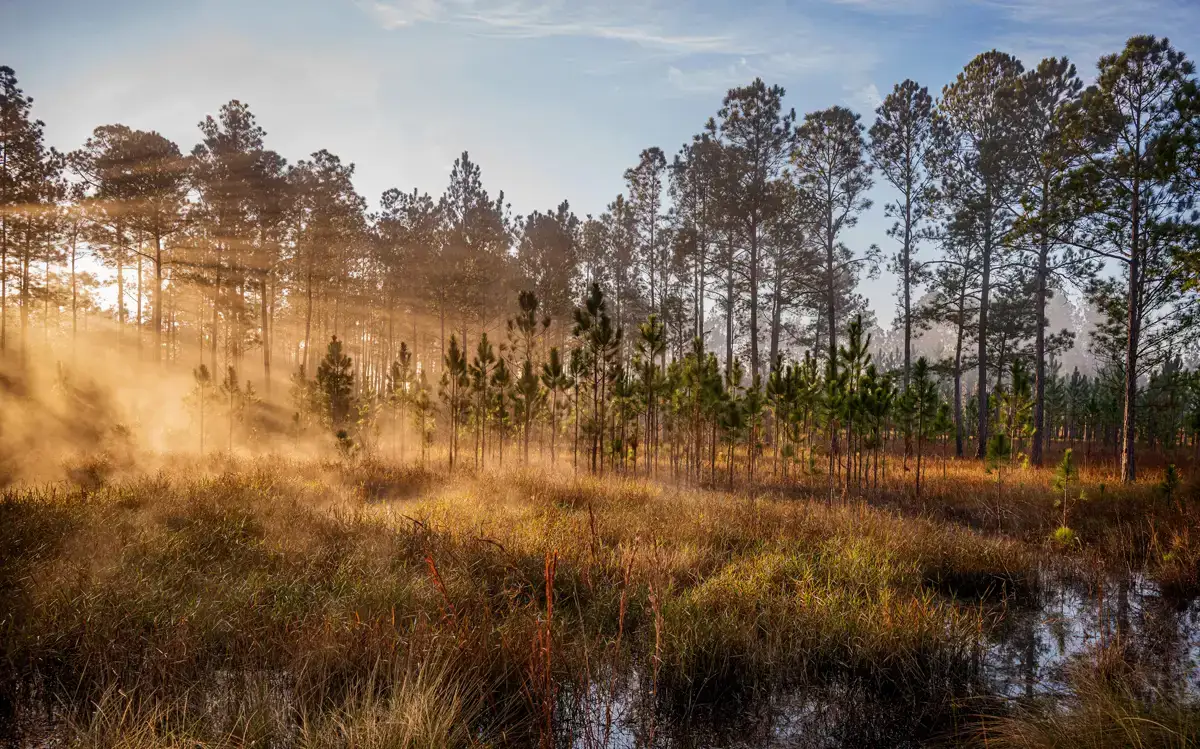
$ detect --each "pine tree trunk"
[769,279,782,374]
[210,268,220,374]
[21,233,31,354]
[0,146,7,353]
[1,240,6,354]
[154,232,163,364]
[1121,252,1140,483]
[261,275,271,395]
[302,264,313,374]
[953,284,967,457]
[725,251,734,378]
[976,223,992,460]
[749,218,760,382]
[903,188,913,388]
[1032,234,1048,467]
[826,223,839,502]
[137,252,143,358]
[1120,165,1142,483]
[70,235,77,350]
[903,188,913,462]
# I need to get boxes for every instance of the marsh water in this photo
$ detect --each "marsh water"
[562,570,1200,748]
[986,572,1200,700]
[7,571,1198,748]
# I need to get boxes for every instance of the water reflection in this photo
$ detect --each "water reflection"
[8,574,1199,748]
[566,572,1200,748]
[565,676,967,749]
[986,572,1200,699]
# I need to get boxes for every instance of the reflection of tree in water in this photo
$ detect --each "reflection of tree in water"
[561,574,1200,748]
[567,674,977,748]
[984,572,1200,704]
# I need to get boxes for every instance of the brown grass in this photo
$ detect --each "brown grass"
[0,456,1058,745]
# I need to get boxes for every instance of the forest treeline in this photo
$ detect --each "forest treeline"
[3,35,1200,483]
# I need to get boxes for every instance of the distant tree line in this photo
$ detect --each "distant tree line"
[2,34,1200,481]
[283,284,1200,506]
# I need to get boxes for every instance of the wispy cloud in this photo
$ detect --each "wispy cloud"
[363,0,742,54]
[979,0,1177,27]
[845,82,882,111]
[662,44,875,96]
[823,0,943,14]
[665,59,752,94]
[365,0,443,28]
[361,0,879,95]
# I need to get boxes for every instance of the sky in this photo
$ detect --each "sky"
[4,0,1200,328]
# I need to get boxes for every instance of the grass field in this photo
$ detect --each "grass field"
[1,455,1198,747]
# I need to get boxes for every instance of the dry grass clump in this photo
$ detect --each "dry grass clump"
[653,544,981,705]
[346,459,441,503]
[1152,526,1200,600]
[64,653,483,749]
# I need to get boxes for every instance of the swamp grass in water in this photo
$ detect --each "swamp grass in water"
[0,459,1198,747]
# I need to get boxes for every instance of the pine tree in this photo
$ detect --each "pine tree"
[821,356,848,505]
[933,402,954,478]
[920,227,980,458]
[611,362,638,469]
[440,335,469,469]
[863,366,898,489]
[766,355,790,480]
[1009,57,1093,467]
[636,315,666,473]
[74,127,188,363]
[793,106,876,366]
[316,335,354,430]
[909,357,940,499]
[1066,35,1200,482]
[669,134,721,345]
[569,347,586,473]
[386,342,415,460]
[717,361,748,489]
[513,357,543,464]
[219,365,242,453]
[573,283,622,474]
[411,370,436,468]
[289,365,321,436]
[541,346,570,464]
[190,101,275,373]
[191,364,213,453]
[715,80,796,379]
[838,314,873,495]
[624,149,668,332]
[869,79,936,390]
[931,51,1027,459]
[469,333,498,468]
[998,360,1035,465]
[1052,447,1079,532]
[439,151,512,344]
[0,66,54,356]
[491,356,512,466]
[516,204,579,329]
[508,290,547,363]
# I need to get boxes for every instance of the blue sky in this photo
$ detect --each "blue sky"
[4,0,1200,326]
